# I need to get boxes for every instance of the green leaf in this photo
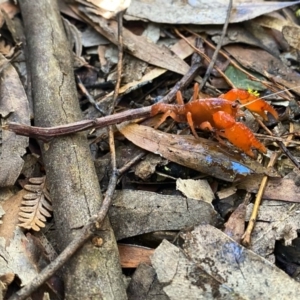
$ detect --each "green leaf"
[225,65,266,91]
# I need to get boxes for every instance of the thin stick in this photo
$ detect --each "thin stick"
[76,74,106,115]
[255,133,300,145]
[107,9,123,192]
[199,0,232,90]
[174,28,235,88]
[241,151,279,246]
[242,122,297,246]
[110,11,123,114]
[4,107,152,141]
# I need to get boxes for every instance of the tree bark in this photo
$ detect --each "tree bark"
[18,0,127,298]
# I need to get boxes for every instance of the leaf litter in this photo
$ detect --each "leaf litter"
[0,0,300,298]
[151,225,300,299]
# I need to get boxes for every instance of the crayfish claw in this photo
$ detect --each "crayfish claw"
[241,96,278,121]
[212,111,267,157]
[220,89,278,121]
[223,123,267,157]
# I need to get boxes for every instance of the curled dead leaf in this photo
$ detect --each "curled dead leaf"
[117,122,279,182]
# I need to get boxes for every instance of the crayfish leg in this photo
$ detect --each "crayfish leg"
[154,110,177,129]
[213,131,228,146]
[192,83,199,101]
[199,121,214,132]
[176,91,184,105]
[186,112,199,138]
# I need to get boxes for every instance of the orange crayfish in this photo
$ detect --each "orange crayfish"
[150,85,278,158]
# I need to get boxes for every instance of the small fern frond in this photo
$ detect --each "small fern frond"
[18,176,53,231]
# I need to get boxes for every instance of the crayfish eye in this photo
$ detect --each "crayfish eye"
[231,101,240,109]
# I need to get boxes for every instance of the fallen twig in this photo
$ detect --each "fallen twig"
[4,54,202,141]
[4,107,152,141]
[242,152,279,246]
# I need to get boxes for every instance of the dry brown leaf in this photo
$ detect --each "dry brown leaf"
[0,54,30,187]
[81,10,191,75]
[99,36,196,102]
[223,202,247,243]
[134,153,167,180]
[238,176,300,202]
[117,122,279,182]
[18,177,53,231]
[118,244,154,268]
[254,11,300,55]
[0,1,19,27]
[169,225,300,299]
[109,190,218,240]
[152,238,241,299]
[210,24,273,52]
[282,25,300,51]
[217,186,237,199]
[127,264,166,299]
[0,228,40,286]
[255,13,291,32]
[0,189,26,245]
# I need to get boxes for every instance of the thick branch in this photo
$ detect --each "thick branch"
[17,0,126,299]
